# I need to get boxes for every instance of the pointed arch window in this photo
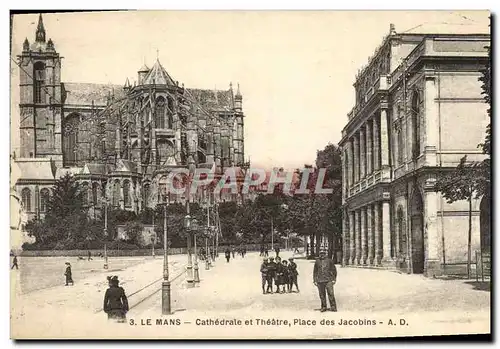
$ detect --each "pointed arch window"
[112,180,121,208]
[39,188,50,213]
[143,183,150,207]
[92,182,99,205]
[63,114,80,166]
[22,188,32,212]
[123,180,131,207]
[411,91,422,159]
[81,182,89,206]
[155,97,166,128]
[34,62,45,104]
[167,97,174,129]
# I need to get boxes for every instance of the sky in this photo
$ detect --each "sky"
[10,10,490,170]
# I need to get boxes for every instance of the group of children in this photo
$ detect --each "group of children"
[260,256,299,294]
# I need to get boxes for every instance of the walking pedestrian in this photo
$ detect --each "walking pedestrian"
[260,258,269,294]
[313,250,337,312]
[103,276,129,323]
[266,257,277,293]
[225,248,231,263]
[64,262,74,286]
[11,255,19,270]
[88,250,93,261]
[275,246,280,258]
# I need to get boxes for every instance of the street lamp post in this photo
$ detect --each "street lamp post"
[103,197,109,270]
[184,213,195,288]
[162,199,171,315]
[193,220,200,283]
[271,217,274,251]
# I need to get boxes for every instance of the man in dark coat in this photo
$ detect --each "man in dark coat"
[288,257,299,292]
[313,250,337,312]
[103,276,129,322]
[274,257,284,293]
[260,258,269,294]
[225,248,231,263]
[11,255,19,270]
[274,246,280,258]
[266,257,277,293]
[64,262,74,286]
[88,251,93,261]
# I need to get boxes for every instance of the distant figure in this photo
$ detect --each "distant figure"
[294,247,300,254]
[264,248,269,257]
[313,251,337,312]
[103,276,129,323]
[243,247,247,258]
[275,247,280,258]
[288,257,299,292]
[11,255,19,270]
[231,247,235,258]
[88,251,93,261]
[225,248,231,263]
[64,262,74,286]
[260,258,269,294]
[260,246,265,257]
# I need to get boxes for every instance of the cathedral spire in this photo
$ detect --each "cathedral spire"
[35,14,46,43]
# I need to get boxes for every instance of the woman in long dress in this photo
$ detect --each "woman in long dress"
[103,276,129,323]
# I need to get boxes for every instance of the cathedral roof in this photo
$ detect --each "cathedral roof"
[185,88,234,112]
[142,60,176,86]
[62,82,125,107]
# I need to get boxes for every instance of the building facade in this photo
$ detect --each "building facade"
[14,14,248,222]
[339,24,490,277]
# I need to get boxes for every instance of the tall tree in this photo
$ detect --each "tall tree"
[434,156,483,278]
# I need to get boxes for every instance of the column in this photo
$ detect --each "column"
[361,207,368,265]
[359,128,366,179]
[342,149,347,199]
[349,211,356,265]
[374,202,382,265]
[380,109,390,168]
[346,140,353,190]
[353,135,359,183]
[367,204,374,265]
[342,211,350,266]
[424,190,441,275]
[424,76,438,166]
[356,209,362,265]
[366,122,372,176]
[382,201,391,262]
[372,116,380,171]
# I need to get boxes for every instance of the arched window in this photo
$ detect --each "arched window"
[81,182,89,206]
[92,182,99,205]
[34,62,45,104]
[21,188,31,212]
[411,91,421,159]
[112,180,121,208]
[167,97,174,129]
[123,180,131,207]
[63,114,80,166]
[39,188,50,213]
[155,97,165,128]
[157,139,175,166]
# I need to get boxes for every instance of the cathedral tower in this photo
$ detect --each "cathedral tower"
[18,14,63,165]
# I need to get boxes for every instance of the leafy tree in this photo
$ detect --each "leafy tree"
[434,156,483,278]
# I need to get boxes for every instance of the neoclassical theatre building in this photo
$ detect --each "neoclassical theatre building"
[14,15,247,223]
[339,24,490,277]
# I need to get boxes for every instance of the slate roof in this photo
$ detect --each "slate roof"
[142,60,176,86]
[15,159,56,181]
[62,82,125,106]
[185,88,234,112]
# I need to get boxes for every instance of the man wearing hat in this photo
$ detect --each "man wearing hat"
[260,258,269,294]
[313,250,337,312]
[103,275,129,322]
[288,257,299,292]
[266,257,277,293]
